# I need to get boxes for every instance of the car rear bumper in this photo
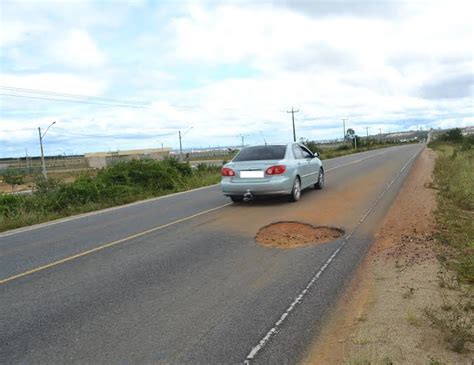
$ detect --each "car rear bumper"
[220,176,293,196]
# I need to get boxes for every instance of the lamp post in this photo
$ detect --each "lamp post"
[38,121,56,180]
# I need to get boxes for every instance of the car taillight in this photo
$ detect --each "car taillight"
[221,167,236,176]
[265,165,286,175]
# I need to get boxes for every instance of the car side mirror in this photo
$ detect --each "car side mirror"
[313,152,320,158]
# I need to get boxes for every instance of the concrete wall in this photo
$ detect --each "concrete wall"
[85,150,170,169]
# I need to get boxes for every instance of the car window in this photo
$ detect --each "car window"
[300,146,313,159]
[233,145,287,161]
[292,145,304,159]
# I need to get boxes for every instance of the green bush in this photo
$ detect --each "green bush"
[0,158,221,231]
[1,172,24,192]
[336,144,351,151]
[439,128,463,143]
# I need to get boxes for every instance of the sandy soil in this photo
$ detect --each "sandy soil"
[256,222,343,248]
[0,181,32,194]
[303,149,473,364]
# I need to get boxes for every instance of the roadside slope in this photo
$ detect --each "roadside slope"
[303,148,472,364]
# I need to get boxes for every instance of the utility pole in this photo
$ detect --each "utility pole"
[179,131,182,160]
[342,119,347,140]
[38,121,56,180]
[239,134,249,148]
[379,128,382,143]
[287,107,299,142]
[365,126,369,142]
[178,126,193,161]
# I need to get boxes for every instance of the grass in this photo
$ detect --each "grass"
[345,355,393,365]
[424,304,473,353]
[0,159,221,232]
[406,311,423,327]
[423,133,474,353]
[429,140,474,283]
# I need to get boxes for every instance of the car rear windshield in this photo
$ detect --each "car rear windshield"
[233,145,287,161]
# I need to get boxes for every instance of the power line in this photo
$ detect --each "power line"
[0,86,148,106]
[0,93,147,109]
[51,129,175,139]
[0,128,37,132]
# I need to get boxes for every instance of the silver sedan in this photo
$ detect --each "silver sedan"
[220,143,324,202]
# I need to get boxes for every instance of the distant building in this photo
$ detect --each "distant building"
[85,148,171,169]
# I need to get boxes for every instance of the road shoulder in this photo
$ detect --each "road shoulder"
[303,148,472,364]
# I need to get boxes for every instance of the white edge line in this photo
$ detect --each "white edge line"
[244,145,423,363]
[0,184,220,238]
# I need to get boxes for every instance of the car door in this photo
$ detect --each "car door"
[298,145,318,188]
[292,144,310,188]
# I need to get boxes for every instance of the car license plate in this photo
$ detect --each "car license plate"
[240,170,264,178]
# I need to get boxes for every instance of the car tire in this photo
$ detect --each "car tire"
[315,167,324,190]
[230,196,243,203]
[289,177,301,202]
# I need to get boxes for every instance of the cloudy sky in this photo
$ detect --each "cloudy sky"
[1,0,473,157]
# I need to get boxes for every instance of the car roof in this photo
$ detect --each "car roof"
[242,143,296,148]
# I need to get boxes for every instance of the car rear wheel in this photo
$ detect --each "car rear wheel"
[315,168,324,190]
[289,177,301,202]
[230,196,243,203]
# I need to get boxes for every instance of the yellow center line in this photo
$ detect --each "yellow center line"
[0,203,232,285]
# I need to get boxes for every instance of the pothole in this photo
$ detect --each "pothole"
[256,221,344,249]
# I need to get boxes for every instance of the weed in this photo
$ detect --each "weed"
[437,271,460,290]
[402,286,416,299]
[345,356,371,365]
[352,337,370,345]
[424,304,473,353]
[345,355,393,365]
[406,311,423,327]
[356,313,368,322]
[427,356,444,365]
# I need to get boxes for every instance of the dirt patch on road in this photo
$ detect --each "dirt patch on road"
[303,148,472,364]
[256,222,343,248]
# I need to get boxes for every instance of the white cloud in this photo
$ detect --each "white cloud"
[1,0,473,156]
[1,72,107,95]
[49,29,106,69]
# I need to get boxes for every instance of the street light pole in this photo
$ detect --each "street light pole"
[38,121,56,180]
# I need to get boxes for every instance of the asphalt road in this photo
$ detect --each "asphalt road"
[0,144,424,364]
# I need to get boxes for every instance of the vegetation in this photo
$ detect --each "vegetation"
[428,130,474,283]
[0,158,220,232]
[424,129,474,353]
[1,171,25,192]
[424,304,473,353]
